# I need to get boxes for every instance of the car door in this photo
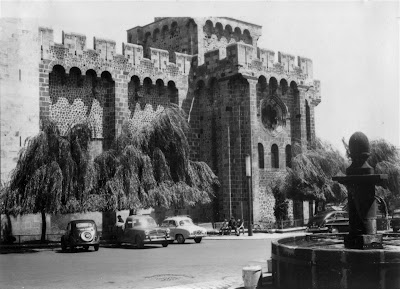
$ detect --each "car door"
[65,223,72,244]
[169,220,177,238]
[123,219,134,242]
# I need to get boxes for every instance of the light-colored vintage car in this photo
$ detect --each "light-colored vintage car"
[116,215,172,248]
[161,216,207,244]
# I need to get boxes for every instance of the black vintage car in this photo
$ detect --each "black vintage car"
[307,210,349,233]
[391,209,400,232]
[61,220,100,252]
[116,215,172,248]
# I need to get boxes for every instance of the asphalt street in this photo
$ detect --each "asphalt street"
[0,239,271,289]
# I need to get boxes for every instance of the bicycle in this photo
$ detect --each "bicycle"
[251,220,274,233]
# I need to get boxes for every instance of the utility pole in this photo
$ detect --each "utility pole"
[245,154,253,236]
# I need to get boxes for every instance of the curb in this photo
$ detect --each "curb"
[155,276,243,289]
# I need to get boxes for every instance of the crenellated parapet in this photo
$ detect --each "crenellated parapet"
[193,42,320,93]
[39,27,193,83]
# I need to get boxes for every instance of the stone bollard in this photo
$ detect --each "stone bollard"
[242,265,262,289]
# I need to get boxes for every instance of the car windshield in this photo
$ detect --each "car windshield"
[308,212,332,225]
[132,217,157,227]
[179,218,193,225]
[75,222,94,228]
[161,221,169,227]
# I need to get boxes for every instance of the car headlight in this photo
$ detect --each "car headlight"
[166,228,170,234]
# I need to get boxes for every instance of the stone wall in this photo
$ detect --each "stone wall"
[0,19,40,183]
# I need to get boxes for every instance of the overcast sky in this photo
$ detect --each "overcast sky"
[2,1,399,155]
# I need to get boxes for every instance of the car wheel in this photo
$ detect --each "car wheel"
[176,234,185,244]
[162,241,168,247]
[136,236,144,249]
[94,244,99,251]
[194,237,202,243]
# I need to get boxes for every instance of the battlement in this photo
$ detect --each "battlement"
[200,42,314,80]
[39,27,192,76]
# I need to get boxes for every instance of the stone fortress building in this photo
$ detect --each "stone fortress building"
[1,17,321,224]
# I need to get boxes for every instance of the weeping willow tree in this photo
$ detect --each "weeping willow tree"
[343,138,400,213]
[94,104,219,213]
[273,139,348,217]
[8,120,96,241]
[98,105,219,211]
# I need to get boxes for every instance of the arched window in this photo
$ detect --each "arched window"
[258,143,265,169]
[269,77,278,95]
[306,100,311,142]
[285,145,292,168]
[271,144,279,169]
[280,79,288,95]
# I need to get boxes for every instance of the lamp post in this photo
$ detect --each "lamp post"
[245,154,253,236]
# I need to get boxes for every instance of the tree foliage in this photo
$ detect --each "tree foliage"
[93,104,219,211]
[274,139,348,205]
[8,120,96,216]
[355,139,400,212]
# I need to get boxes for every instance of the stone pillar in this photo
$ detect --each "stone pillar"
[113,71,130,138]
[246,77,259,224]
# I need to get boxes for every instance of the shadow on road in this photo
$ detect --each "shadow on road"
[0,248,39,254]
[55,248,98,254]
[101,244,164,250]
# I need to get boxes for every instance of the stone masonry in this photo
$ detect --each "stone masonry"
[0,17,321,223]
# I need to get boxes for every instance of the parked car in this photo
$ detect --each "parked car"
[117,215,171,248]
[161,216,207,244]
[307,210,349,233]
[61,219,100,252]
[390,209,400,232]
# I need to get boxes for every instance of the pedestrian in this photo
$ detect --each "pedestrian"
[228,217,237,235]
[116,215,124,227]
[114,215,125,240]
[236,218,244,235]
[219,219,229,235]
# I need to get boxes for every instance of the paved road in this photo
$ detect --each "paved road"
[0,239,271,289]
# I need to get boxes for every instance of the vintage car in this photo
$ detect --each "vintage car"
[117,215,171,248]
[307,210,349,233]
[390,209,400,232]
[161,216,207,244]
[61,219,100,252]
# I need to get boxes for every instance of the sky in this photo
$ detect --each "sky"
[1,0,399,155]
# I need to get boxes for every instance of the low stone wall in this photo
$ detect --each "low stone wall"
[0,209,149,242]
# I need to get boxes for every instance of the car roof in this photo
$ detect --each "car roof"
[69,219,95,224]
[163,216,192,221]
[126,215,154,220]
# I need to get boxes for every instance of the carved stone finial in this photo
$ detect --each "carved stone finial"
[347,131,373,175]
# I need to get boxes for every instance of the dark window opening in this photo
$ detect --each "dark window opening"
[258,143,265,169]
[285,145,292,168]
[271,144,279,169]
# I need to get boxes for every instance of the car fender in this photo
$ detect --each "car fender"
[175,228,190,238]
